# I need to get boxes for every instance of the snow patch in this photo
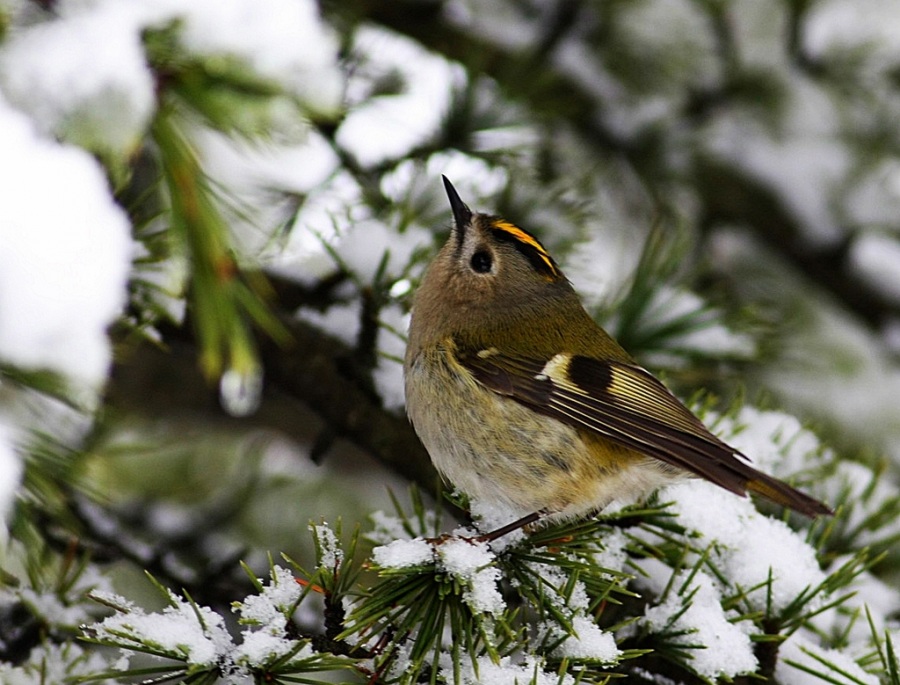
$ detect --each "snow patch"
[644,569,757,678]
[0,99,132,394]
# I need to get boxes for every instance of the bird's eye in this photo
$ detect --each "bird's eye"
[470,250,493,273]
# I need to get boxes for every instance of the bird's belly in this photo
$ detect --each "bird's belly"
[405,351,675,519]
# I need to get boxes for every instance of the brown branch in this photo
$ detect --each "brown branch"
[108,297,443,507]
[259,316,440,493]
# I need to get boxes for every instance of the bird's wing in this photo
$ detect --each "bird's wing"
[458,347,830,517]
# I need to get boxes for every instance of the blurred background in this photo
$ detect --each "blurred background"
[1,0,900,680]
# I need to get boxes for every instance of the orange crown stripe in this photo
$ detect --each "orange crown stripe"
[492,219,559,276]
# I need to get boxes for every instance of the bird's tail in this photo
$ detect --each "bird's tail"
[746,473,832,518]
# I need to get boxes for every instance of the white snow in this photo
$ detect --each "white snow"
[439,653,577,685]
[93,591,233,667]
[775,632,879,685]
[825,461,900,548]
[720,406,824,478]
[0,1,155,156]
[526,561,591,613]
[636,286,756,364]
[192,126,342,258]
[231,566,323,670]
[92,567,320,677]
[295,216,428,410]
[0,428,22,521]
[551,614,619,663]
[0,0,340,154]
[380,152,509,209]
[156,0,342,113]
[849,231,900,305]
[336,26,461,168]
[443,2,554,52]
[704,73,848,245]
[811,556,900,647]
[19,588,94,628]
[372,538,435,569]
[205,129,339,197]
[89,589,135,612]
[237,567,301,629]
[458,568,505,616]
[710,227,900,464]
[0,98,132,394]
[283,187,432,291]
[763,300,900,463]
[367,512,405,545]
[436,536,494,579]
[235,586,311,668]
[10,564,112,629]
[804,0,900,68]
[842,161,900,228]
[727,1,791,70]
[373,303,411,411]
[467,498,528,550]
[273,172,367,284]
[564,230,639,311]
[0,643,112,685]
[233,630,300,668]
[0,0,346,361]
[297,301,361,347]
[368,509,439,544]
[643,569,758,678]
[228,630,314,668]
[591,527,629,574]
[662,479,826,613]
[336,219,433,286]
[373,535,506,615]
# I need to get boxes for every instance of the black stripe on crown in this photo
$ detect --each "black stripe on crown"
[489,218,560,280]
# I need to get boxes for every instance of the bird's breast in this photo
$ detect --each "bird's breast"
[403,345,672,519]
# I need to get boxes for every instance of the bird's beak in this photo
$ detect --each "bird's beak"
[442,175,472,243]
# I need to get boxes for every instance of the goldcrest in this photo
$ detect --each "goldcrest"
[403,177,831,525]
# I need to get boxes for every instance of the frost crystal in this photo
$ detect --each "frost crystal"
[313,524,344,569]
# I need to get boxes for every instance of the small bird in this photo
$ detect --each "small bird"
[403,176,831,531]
